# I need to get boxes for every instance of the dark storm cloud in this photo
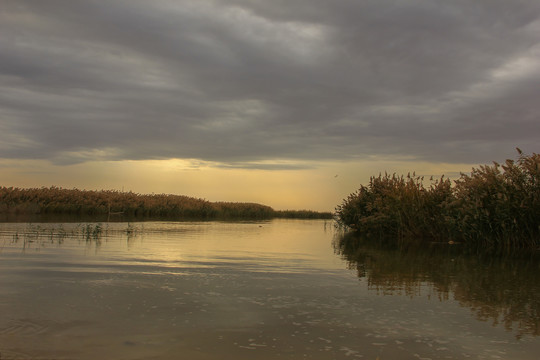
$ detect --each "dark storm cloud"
[1,0,539,167]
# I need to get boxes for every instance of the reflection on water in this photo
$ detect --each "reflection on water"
[334,232,540,339]
[1,220,539,360]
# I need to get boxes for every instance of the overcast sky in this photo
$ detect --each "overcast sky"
[1,0,539,210]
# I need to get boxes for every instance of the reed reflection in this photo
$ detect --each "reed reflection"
[334,232,540,339]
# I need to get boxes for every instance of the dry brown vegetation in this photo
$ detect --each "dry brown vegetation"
[0,187,332,220]
[335,149,540,251]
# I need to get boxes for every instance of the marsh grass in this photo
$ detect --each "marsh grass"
[335,150,540,251]
[274,209,333,219]
[6,223,104,250]
[81,223,103,242]
[3,223,146,251]
[0,188,331,220]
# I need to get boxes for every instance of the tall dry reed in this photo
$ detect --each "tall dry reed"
[335,149,540,251]
[0,187,331,220]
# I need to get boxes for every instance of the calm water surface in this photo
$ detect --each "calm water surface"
[0,219,539,359]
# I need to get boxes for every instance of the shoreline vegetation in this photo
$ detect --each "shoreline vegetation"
[0,187,332,221]
[335,149,540,252]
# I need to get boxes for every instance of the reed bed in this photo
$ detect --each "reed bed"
[0,187,331,220]
[335,149,540,251]
[274,209,333,219]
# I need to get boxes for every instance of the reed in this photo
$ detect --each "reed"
[452,149,540,249]
[335,149,540,251]
[0,187,330,220]
[274,209,333,219]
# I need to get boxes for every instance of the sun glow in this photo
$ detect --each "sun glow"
[0,157,476,212]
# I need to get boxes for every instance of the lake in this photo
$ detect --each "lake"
[0,219,539,359]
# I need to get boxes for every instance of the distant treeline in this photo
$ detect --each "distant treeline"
[0,187,332,220]
[335,149,540,251]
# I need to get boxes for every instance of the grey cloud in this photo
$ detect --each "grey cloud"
[1,0,539,167]
[213,162,314,171]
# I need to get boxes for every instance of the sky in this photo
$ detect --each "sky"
[1,0,539,211]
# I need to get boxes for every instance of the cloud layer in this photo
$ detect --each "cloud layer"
[1,0,539,166]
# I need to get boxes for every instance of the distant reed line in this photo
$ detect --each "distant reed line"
[0,187,332,220]
[335,149,540,251]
